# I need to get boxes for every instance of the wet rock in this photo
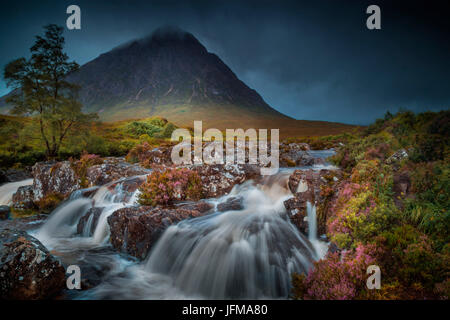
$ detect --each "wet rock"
[32,161,80,202]
[0,229,65,299]
[77,207,104,236]
[280,143,314,167]
[191,163,260,198]
[0,168,32,184]
[284,169,340,236]
[85,157,149,187]
[177,201,214,214]
[313,157,326,166]
[288,170,317,200]
[0,215,47,232]
[24,158,149,206]
[142,146,173,166]
[108,206,209,259]
[280,142,310,152]
[217,197,243,212]
[0,206,10,220]
[280,151,314,167]
[102,175,147,203]
[284,196,309,234]
[12,185,35,209]
[71,186,100,199]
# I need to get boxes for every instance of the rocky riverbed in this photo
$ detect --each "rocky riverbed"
[0,143,341,299]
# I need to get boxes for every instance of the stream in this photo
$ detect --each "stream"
[2,151,336,299]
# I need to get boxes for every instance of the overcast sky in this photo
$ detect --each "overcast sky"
[1,0,449,124]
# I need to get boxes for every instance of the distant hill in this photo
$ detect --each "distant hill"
[0,26,358,137]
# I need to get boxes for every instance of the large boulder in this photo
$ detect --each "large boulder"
[85,157,149,187]
[12,185,35,210]
[16,158,149,207]
[32,161,80,202]
[284,169,340,236]
[141,146,173,166]
[0,168,32,184]
[191,164,260,198]
[0,229,65,299]
[108,203,211,259]
[127,143,174,166]
[217,197,243,212]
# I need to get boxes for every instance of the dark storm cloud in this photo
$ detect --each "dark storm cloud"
[1,0,449,124]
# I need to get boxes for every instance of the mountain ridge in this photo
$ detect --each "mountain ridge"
[0,26,357,136]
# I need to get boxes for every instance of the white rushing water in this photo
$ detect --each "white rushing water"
[30,150,335,300]
[306,201,328,258]
[307,201,317,241]
[34,178,142,249]
[83,173,325,299]
[0,179,33,206]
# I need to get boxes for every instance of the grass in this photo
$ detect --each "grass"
[0,103,358,168]
[84,102,359,138]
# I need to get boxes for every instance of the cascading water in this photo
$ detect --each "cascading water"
[307,201,317,241]
[34,177,143,249]
[0,179,33,205]
[89,173,324,299]
[28,150,335,299]
[306,201,328,258]
[145,180,316,299]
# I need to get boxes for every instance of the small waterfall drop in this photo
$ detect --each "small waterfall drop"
[91,174,322,299]
[306,201,328,259]
[34,176,143,249]
[0,179,33,205]
[306,201,317,242]
[30,152,336,300]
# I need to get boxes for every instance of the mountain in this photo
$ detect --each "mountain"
[0,26,357,136]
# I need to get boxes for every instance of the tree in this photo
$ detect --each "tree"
[3,24,96,158]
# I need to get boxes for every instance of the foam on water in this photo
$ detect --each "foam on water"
[32,149,335,299]
[0,179,33,205]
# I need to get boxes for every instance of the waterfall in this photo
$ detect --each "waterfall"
[31,153,336,300]
[306,201,328,259]
[91,174,321,299]
[0,179,33,206]
[306,201,317,242]
[34,176,142,249]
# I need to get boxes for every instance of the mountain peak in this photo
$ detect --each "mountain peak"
[114,26,204,53]
[52,26,290,125]
[151,25,192,40]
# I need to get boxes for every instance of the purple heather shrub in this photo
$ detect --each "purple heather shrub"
[300,243,380,300]
[138,167,203,206]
